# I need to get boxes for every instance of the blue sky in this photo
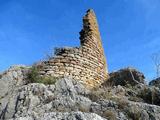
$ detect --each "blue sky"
[0,0,160,81]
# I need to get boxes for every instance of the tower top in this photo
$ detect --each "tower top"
[86,9,94,14]
[80,9,103,51]
[79,8,107,73]
[80,9,99,44]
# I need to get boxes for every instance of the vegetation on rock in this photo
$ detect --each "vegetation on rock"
[27,66,58,85]
[1,66,160,120]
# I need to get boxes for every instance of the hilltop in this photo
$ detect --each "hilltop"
[1,9,160,120]
[0,65,160,120]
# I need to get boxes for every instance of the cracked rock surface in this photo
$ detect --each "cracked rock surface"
[1,66,160,120]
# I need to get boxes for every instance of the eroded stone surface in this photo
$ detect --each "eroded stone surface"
[1,67,160,120]
[103,67,145,86]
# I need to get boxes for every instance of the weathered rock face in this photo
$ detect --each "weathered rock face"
[0,65,29,99]
[104,67,145,86]
[149,77,160,87]
[36,9,108,88]
[10,112,106,120]
[1,66,160,120]
[0,66,105,120]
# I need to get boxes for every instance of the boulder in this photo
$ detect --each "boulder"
[104,67,145,86]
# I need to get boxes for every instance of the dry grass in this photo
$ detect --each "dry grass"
[103,110,116,120]
[88,88,113,102]
[116,98,129,110]
[126,105,141,120]
[78,105,90,112]
[75,102,90,112]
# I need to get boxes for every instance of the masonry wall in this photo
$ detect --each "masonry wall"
[37,9,108,88]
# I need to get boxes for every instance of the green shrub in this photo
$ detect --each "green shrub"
[137,86,160,105]
[137,86,154,104]
[27,66,57,85]
[41,76,57,85]
[27,66,40,83]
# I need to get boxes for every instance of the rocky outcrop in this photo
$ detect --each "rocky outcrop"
[10,112,106,120]
[0,65,29,99]
[0,73,91,119]
[103,67,145,86]
[1,66,160,120]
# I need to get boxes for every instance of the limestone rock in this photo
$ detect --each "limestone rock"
[104,67,145,86]
[10,112,106,120]
[1,65,160,120]
[0,74,92,119]
[0,65,29,98]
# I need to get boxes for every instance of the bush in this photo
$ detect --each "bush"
[126,105,141,120]
[40,76,57,85]
[137,86,160,105]
[27,66,40,83]
[27,66,57,85]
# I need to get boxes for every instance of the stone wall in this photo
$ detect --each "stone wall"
[37,9,108,88]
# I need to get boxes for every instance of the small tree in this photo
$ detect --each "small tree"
[151,52,160,78]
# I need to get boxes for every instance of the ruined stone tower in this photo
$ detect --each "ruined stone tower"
[37,9,108,88]
[80,9,108,82]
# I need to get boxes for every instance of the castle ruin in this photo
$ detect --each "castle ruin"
[37,9,108,87]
